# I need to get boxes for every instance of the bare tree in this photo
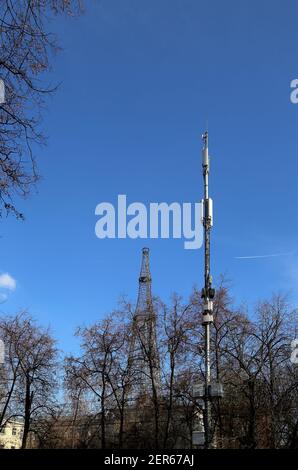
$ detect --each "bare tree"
[208,293,298,449]
[0,0,82,217]
[65,316,123,449]
[253,295,298,448]
[0,312,59,448]
[60,287,298,449]
[123,299,161,449]
[160,294,195,448]
[0,313,24,430]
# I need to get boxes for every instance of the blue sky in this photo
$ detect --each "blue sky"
[0,0,297,354]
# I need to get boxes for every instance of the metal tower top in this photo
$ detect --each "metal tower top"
[136,247,153,316]
[139,247,151,283]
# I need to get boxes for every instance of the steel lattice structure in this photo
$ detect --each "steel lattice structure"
[128,247,160,399]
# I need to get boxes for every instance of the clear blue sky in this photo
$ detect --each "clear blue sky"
[0,0,297,354]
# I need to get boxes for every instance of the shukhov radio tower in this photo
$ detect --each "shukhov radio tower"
[128,248,160,398]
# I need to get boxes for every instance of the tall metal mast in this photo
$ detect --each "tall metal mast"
[201,131,215,448]
[192,132,223,448]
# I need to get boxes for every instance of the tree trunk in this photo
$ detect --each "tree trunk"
[21,379,32,449]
